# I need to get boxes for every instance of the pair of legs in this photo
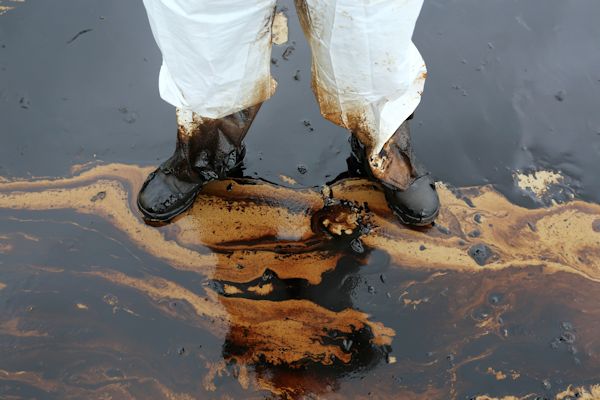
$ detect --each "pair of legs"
[138,0,439,225]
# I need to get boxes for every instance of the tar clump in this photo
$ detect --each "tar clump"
[592,219,600,233]
[468,243,493,266]
[90,191,106,202]
[350,238,364,254]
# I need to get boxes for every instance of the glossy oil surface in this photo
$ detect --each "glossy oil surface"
[1,0,599,398]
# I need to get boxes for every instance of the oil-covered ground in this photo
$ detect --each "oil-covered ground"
[1,0,600,399]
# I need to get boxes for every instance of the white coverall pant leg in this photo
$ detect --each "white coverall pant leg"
[296,0,426,156]
[142,0,278,119]
[143,0,426,156]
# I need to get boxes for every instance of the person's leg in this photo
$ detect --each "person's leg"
[139,0,277,221]
[295,0,439,225]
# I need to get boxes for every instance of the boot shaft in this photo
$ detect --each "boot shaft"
[173,105,261,181]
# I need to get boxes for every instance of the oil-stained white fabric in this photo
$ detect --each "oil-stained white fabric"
[299,0,426,154]
[143,0,426,153]
[142,0,277,118]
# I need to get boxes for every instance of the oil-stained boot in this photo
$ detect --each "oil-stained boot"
[351,121,440,226]
[137,105,260,222]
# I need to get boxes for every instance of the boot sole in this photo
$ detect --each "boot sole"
[391,205,440,226]
[136,153,247,223]
[137,185,201,223]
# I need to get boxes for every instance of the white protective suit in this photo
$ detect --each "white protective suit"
[142,0,427,157]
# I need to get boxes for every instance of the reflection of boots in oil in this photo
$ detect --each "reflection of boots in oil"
[137,105,261,222]
[351,120,440,226]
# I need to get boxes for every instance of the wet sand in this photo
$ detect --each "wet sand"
[1,0,600,399]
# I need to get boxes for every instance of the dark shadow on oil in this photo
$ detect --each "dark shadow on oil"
[218,246,390,395]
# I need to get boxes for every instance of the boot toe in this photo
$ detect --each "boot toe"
[137,169,201,221]
[384,175,440,226]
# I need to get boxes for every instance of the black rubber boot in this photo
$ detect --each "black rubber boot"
[351,120,440,226]
[137,105,260,222]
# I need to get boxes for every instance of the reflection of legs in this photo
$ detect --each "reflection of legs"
[138,0,277,221]
[296,0,439,225]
